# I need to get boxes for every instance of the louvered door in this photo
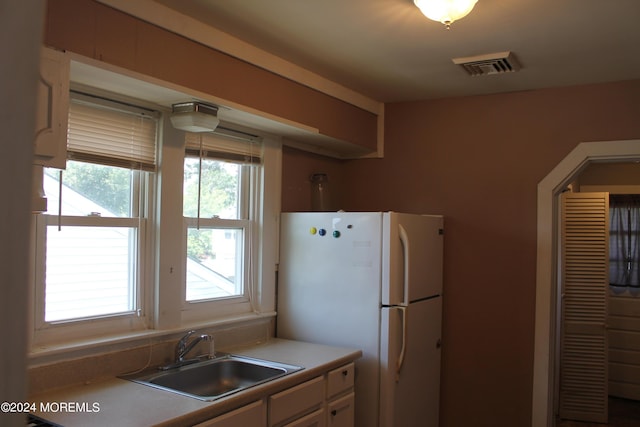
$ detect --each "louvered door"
[559,192,609,423]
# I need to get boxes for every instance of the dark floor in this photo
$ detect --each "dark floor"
[557,397,640,427]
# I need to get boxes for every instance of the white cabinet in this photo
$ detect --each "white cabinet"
[196,363,355,427]
[326,364,354,400]
[34,47,69,169]
[283,408,325,427]
[271,363,355,427]
[325,364,355,427]
[270,376,324,426]
[194,399,266,427]
[327,393,354,427]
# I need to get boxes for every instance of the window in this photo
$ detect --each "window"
[30,69,281,352]
[33,93,157,343]
[182,132,262,314]
[42,162,142,322]
[610,194,640,288]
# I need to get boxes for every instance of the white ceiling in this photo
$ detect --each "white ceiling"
[152,0,640,103]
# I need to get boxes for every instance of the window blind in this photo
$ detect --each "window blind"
[67,98,158,171]
[184,132,262,164]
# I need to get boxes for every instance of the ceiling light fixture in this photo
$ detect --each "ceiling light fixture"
[170,101,220,132]
[414,0,478,29]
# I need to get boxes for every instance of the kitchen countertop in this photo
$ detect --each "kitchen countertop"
[28,339,361,427]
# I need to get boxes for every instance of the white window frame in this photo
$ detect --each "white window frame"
[31,94,157,347]
[32,215,151,345]
[180,136,263,323]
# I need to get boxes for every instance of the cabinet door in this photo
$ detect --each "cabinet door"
[327,393,354,427]
[194,399,266,427]
[269,376,324,426]
[34,47,69,169]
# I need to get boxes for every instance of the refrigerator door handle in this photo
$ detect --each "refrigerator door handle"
[396,306,407,382]
[398,224,410,306]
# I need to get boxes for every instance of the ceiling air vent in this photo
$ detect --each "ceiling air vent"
[452,51,520,76]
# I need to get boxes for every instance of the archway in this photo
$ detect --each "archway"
[532,140,640,427]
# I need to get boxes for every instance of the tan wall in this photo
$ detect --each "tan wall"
[281,146,345,212]
[282,79,640,426]
[579,162,640,186]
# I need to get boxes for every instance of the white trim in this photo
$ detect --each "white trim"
[256,138,281,313]
[95,0,383,115]
[533,140,640,427]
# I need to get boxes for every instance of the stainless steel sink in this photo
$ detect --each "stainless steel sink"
[124,354,302,401]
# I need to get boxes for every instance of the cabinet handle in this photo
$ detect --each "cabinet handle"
[342,370,348,377]
[330,401,350,417]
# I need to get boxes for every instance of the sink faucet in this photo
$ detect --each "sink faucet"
[175,330,214,363]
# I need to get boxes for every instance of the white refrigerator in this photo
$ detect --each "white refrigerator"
[277,212,444,427]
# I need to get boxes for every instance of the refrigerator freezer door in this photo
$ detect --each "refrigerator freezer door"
[382,213,443,306]
[277,212,383,427]
[380,297,442,427]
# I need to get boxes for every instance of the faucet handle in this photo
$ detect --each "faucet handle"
[176,330,197,354]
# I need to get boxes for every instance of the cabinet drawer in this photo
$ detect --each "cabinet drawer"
[270,376,324,426]
[283,408,326,427]
[326,363,354,399]
[194,399,265,427]
[327,392,355,427]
